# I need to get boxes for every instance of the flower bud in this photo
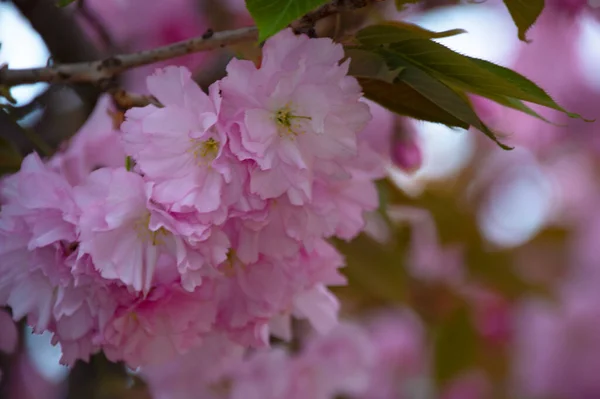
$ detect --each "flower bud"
[391,136,423,174]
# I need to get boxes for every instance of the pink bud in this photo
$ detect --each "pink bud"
[391,139,423,174]
[473,295,512,346]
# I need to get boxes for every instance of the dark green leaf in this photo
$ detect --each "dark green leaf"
[356,21,466,46]
[502,0,544,42]
[358,77,469,128]
[476,94,560,126]
[370,38,585,120]
[466,57,588,119]
[396,63,512,149]
[245,0,328,41]
[380,39,529,99]
[346,49,403,83]
[357,23,587,120]
[433,306,478,384]
[56,0,77,7]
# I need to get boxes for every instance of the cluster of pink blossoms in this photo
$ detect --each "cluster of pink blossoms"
[141,311,426,399]
[0,29,383,367]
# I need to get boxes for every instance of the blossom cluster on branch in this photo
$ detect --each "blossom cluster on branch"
[0,29,384,368]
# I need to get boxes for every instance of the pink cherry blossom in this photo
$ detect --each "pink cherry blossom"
[0,153,78,333]
[141,334,245,399]
[514,279,600,399]
[362,309,427,399]
[228,323,374,399]
[300,323,375,396]
[75,167,172,293]
[102,284,217,367]
[0,28,386,371]
[121,67,241,219]
[220,28,372,205]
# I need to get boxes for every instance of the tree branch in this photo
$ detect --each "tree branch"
[0,27,258,87]
[0,0,384,88]
[291,0,385,33]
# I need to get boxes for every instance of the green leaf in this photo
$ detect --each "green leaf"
[466,57,587,119]
[346,49,403,83]
[245,0,328,41]
[477,94,560,126]
[380,39,528,99]
[56,0,77,7]
[502,0,544,42]
[358,77,469,128]
[433,305,478,384]
[353,22,588,149]
[356,21,467,46]
[371,38,586,119]
[357,22,587,120]
[396,63,512,149]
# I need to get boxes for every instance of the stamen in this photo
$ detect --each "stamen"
[274,104,311,139]
[221,249,246,277]
[133,213,168,246]
[189,137,220,163]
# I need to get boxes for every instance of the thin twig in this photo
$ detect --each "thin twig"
[0,27,258,87]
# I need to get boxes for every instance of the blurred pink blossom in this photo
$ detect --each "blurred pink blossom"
[362,309,427,399]
[79,0,212,91]
[514,279,600,398]
[441,371,491,399]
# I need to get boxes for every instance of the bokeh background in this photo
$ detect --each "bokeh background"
[1,0,600,398]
